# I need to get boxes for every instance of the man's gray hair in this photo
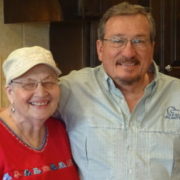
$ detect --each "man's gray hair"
[97,2,156,42]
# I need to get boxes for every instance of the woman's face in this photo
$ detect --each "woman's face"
[6,64,60,123]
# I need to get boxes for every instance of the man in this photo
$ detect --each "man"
[55,2,180,180]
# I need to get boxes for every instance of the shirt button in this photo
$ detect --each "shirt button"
[129,169,133,174]
[129,146,133,151]
[121,99,125,103]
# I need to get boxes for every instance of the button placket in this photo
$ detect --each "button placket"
[129,168,133,175]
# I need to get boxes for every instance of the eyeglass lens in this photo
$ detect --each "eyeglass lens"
[22,79,58,90]
[105,37,150,49]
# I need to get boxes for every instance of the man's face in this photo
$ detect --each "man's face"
[97,14,155,86]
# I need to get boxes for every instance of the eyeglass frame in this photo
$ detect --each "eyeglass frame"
[103,36,151,50]
[10,77,59,90]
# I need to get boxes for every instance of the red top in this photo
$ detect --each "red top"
[0,117,80,180]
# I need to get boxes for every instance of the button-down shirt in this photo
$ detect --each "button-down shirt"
[55,62,180,180]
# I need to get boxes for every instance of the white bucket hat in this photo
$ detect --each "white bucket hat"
[3,46,62,85]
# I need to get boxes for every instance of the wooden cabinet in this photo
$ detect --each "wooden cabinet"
[151,0,180,78]
[50,20,101,75]
[50,0,180,78]
[4,0,62,23]
[5,0,180,78]
[50,21,91,75]
[58,0,150,19]
[79,0,102,17]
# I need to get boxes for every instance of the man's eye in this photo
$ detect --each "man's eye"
[134,39,144,43]
[113,40,119,43]
[112,39,124,43]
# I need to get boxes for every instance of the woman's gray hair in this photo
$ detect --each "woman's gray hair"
[98,2,156,42]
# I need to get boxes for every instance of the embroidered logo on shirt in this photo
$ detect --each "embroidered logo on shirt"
[33,168,42,174]
[42,165,51,173]
[14,171,22,178]
[24,170,32,176]
[3,159,74,179]
[50,164,58,170]
[58,162,67,169]
[166,106,180,119]
[3,173,12,180]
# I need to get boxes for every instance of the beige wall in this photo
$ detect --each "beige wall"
[0,0,49,108]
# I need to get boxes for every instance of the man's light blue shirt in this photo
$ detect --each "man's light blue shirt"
[55,62,180,180]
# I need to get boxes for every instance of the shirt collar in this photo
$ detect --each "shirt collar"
[146,61,159,92]
[97,64,110,92]
[97,61,159,93]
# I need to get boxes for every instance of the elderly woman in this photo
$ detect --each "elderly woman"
[0,46,79,180]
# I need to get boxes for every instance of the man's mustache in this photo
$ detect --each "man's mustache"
[116,57,140,65]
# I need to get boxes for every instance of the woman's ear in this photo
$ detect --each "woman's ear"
[5,85,14,104]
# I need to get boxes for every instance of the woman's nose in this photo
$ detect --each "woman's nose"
[34,83,48,96]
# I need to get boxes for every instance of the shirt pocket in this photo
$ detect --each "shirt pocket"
[85,118,123,180]
[139,123,180,180]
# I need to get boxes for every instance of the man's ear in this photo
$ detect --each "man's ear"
[96,40,103,62]
[5,85,14,104]
[151,41,155,61]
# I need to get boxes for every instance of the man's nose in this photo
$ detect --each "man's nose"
[120,40,136,58]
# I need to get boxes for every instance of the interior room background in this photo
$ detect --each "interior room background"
[1,0,180,107]
[0,0,49,107]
